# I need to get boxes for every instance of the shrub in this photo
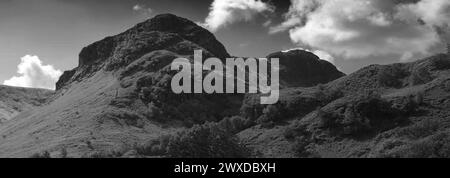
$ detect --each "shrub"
[341,106,370,135]
[397,119,440,139]
[317,83,326,91]
[409,67,433,86]
[61,148,68,158]
[292,136,318,158]
[414,92,424,105]
[85,149,126,158]
[325,87,345,102]
[316,107,332,128]
[30,151,51,158]
[283,127,297,140]
[145,102,162,122]
[283,123,309,141]
[134,139,167,156]
[377,65,408,88]
[392,95,419,115]
[135,122,250,158]
[444,81,450,92]
[317,91,413,136]
[166,123,250,158]
[314,86,344,105]
[218,116,254,134]
[431,56,450,70]
[257,105,282,128]
[394,132,450,158]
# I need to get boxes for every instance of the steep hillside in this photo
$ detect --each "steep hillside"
[0,85,53,123]
[238,53,450,158]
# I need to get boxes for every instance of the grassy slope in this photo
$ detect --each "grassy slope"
[0,71,179,157]
[0,85,53,123]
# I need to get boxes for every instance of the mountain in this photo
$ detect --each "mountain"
[0,14,343,157]
[1,13,447,158]
[0,85,53,123]
[0,14,236,157]
[267,49,345,88]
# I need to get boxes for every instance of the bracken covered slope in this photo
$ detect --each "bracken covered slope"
[238,54,450,158]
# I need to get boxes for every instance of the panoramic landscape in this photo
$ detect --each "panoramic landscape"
[0,0,449,158]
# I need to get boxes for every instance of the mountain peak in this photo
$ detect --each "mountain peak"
[57,13,230,90]
[132,13,230,58]
[267,49,345,87]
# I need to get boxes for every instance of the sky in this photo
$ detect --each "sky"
[0,0,449,90]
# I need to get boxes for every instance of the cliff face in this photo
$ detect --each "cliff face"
[56,14,230,90]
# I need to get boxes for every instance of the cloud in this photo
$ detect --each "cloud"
[3,55,62,90]
[282,47,335,64]
[201,0,274,32]
[132,4,153,16]
[313,50,335,64]
[272,0,450,61]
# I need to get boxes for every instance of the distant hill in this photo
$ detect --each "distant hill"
[267,49,345,88]
[0,85,53,123]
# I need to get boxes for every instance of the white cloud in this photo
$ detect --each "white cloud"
[201,0,274,32]
[3,55,62,90]
[272,0,450,61]
[282,47,335,64]
[132,4,142,11]
[396,0,450,28]
[132,4,153,16]
[313,50,335,64]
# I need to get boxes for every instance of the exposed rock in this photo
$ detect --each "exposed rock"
[58,14,230,90]
[56,68,77,90]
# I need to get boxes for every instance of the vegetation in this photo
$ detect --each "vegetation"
[409,67,433,86]
[313,91,416,136]
[134,122,250,158]
[217,116,254,134]
[431,55,450,70]
[397,119,440,139]
[390,132,450,158]
[30,151,51,158]
[61,148,68,158]
[257,105,281,128]
[377,64,408,88]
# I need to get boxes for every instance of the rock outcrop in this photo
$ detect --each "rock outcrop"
[57,14,230,90]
